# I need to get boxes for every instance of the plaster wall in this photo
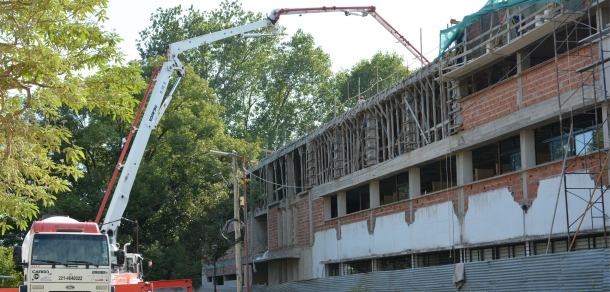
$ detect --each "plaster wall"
[311,170,610,279]
[526,173,609,236]
[463,187,524,244]
[312,201,460,278]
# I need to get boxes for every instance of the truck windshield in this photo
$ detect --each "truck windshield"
[31,234,109,266]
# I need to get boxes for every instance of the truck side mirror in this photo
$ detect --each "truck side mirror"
[13,246,22,266]
[115,250,125,265]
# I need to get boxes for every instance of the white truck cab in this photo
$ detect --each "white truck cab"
[14,217,113,292]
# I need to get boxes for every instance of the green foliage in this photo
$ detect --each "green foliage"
[0,0,146,233]
[137,1,333,150]
[327,52,411,121]
[251,29,333,149]
[7,1,414,286]
[40,59,258,288]
[0,246,23,288]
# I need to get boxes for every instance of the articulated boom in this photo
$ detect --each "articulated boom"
[96,4,423,285]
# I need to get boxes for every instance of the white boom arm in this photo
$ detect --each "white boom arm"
[100,16,279,252]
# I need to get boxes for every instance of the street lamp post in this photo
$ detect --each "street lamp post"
[208,150,251,292]
[212,244,218,292]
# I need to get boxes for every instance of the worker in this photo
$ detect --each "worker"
[358,95,365,105]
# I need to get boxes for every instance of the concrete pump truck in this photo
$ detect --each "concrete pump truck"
[11,6,427,292]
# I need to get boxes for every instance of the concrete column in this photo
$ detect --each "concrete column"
[324,196,332,220]
[337,191,347,217]
[369,180,380,208]
[266,165,274,202]
[251,218,268,254]
[517,48,530,110]
[456,151,473,185]
[456,152,470,238]
[277,211,283,248]
[284,208,292,247]
[517,48,530,73]
[520,130,536,169]
[286,153,295,197]
[409,168,421,198]
[520,130,536,202]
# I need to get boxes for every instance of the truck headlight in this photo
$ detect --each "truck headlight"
[96,285,108,290]
[31,285,44,290]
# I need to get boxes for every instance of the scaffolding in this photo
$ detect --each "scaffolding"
[551,0,609,250]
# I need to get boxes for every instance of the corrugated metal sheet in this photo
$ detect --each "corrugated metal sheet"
[268,248,610,292]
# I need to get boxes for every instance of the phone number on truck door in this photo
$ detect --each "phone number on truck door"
[58,276,82,281]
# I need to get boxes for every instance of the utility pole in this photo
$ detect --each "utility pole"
[212,244,218,292]
[208,150,250,292]
[232,152,243,292]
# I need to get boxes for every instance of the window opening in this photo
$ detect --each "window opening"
[535,110,603,164]
[470,243,526,261]
[472,135,521,181]
[343,259,372,275]
[416,250,457,267]
[346,185,370,214]
[534,234,607,254]
[330,194,338,219]
[420,156,456,194]
[376,255,412,271]
[380,171,409,205]
[326,263,340,277]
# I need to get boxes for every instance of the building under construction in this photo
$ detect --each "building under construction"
[203,0,610,290]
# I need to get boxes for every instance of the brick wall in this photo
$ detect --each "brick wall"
[461,78,519,131]
[312,198,337,234]
[217,246,235,262]
[297,198,310,246]
[522,45,598,107]
[524,153,609,198]
[204,264,236,277]
[462,152,608,205]
[372,200,411,223]
[460,45,599,131]
[467,19,482,41]
[464,173,523,209]
[268,207,278,251]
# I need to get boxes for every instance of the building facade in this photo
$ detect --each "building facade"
[202,0,610,290]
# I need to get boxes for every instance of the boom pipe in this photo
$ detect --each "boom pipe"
[269,6,429,64]
[95,66,162,224]
[270,5,376,21]
[369,12,430,64]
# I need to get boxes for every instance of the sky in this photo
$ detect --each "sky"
[105,0,487,72]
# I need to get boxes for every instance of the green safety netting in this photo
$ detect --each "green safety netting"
[438,0,561,59]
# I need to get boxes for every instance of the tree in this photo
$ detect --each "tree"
[328,51,411,120]
[120,61,259,287]
[137,2,276,139]
[0,246,22,288]
[251,29,333,149]
[136,1,334,149]
[0,0,145,233]
[39,58,259,287]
